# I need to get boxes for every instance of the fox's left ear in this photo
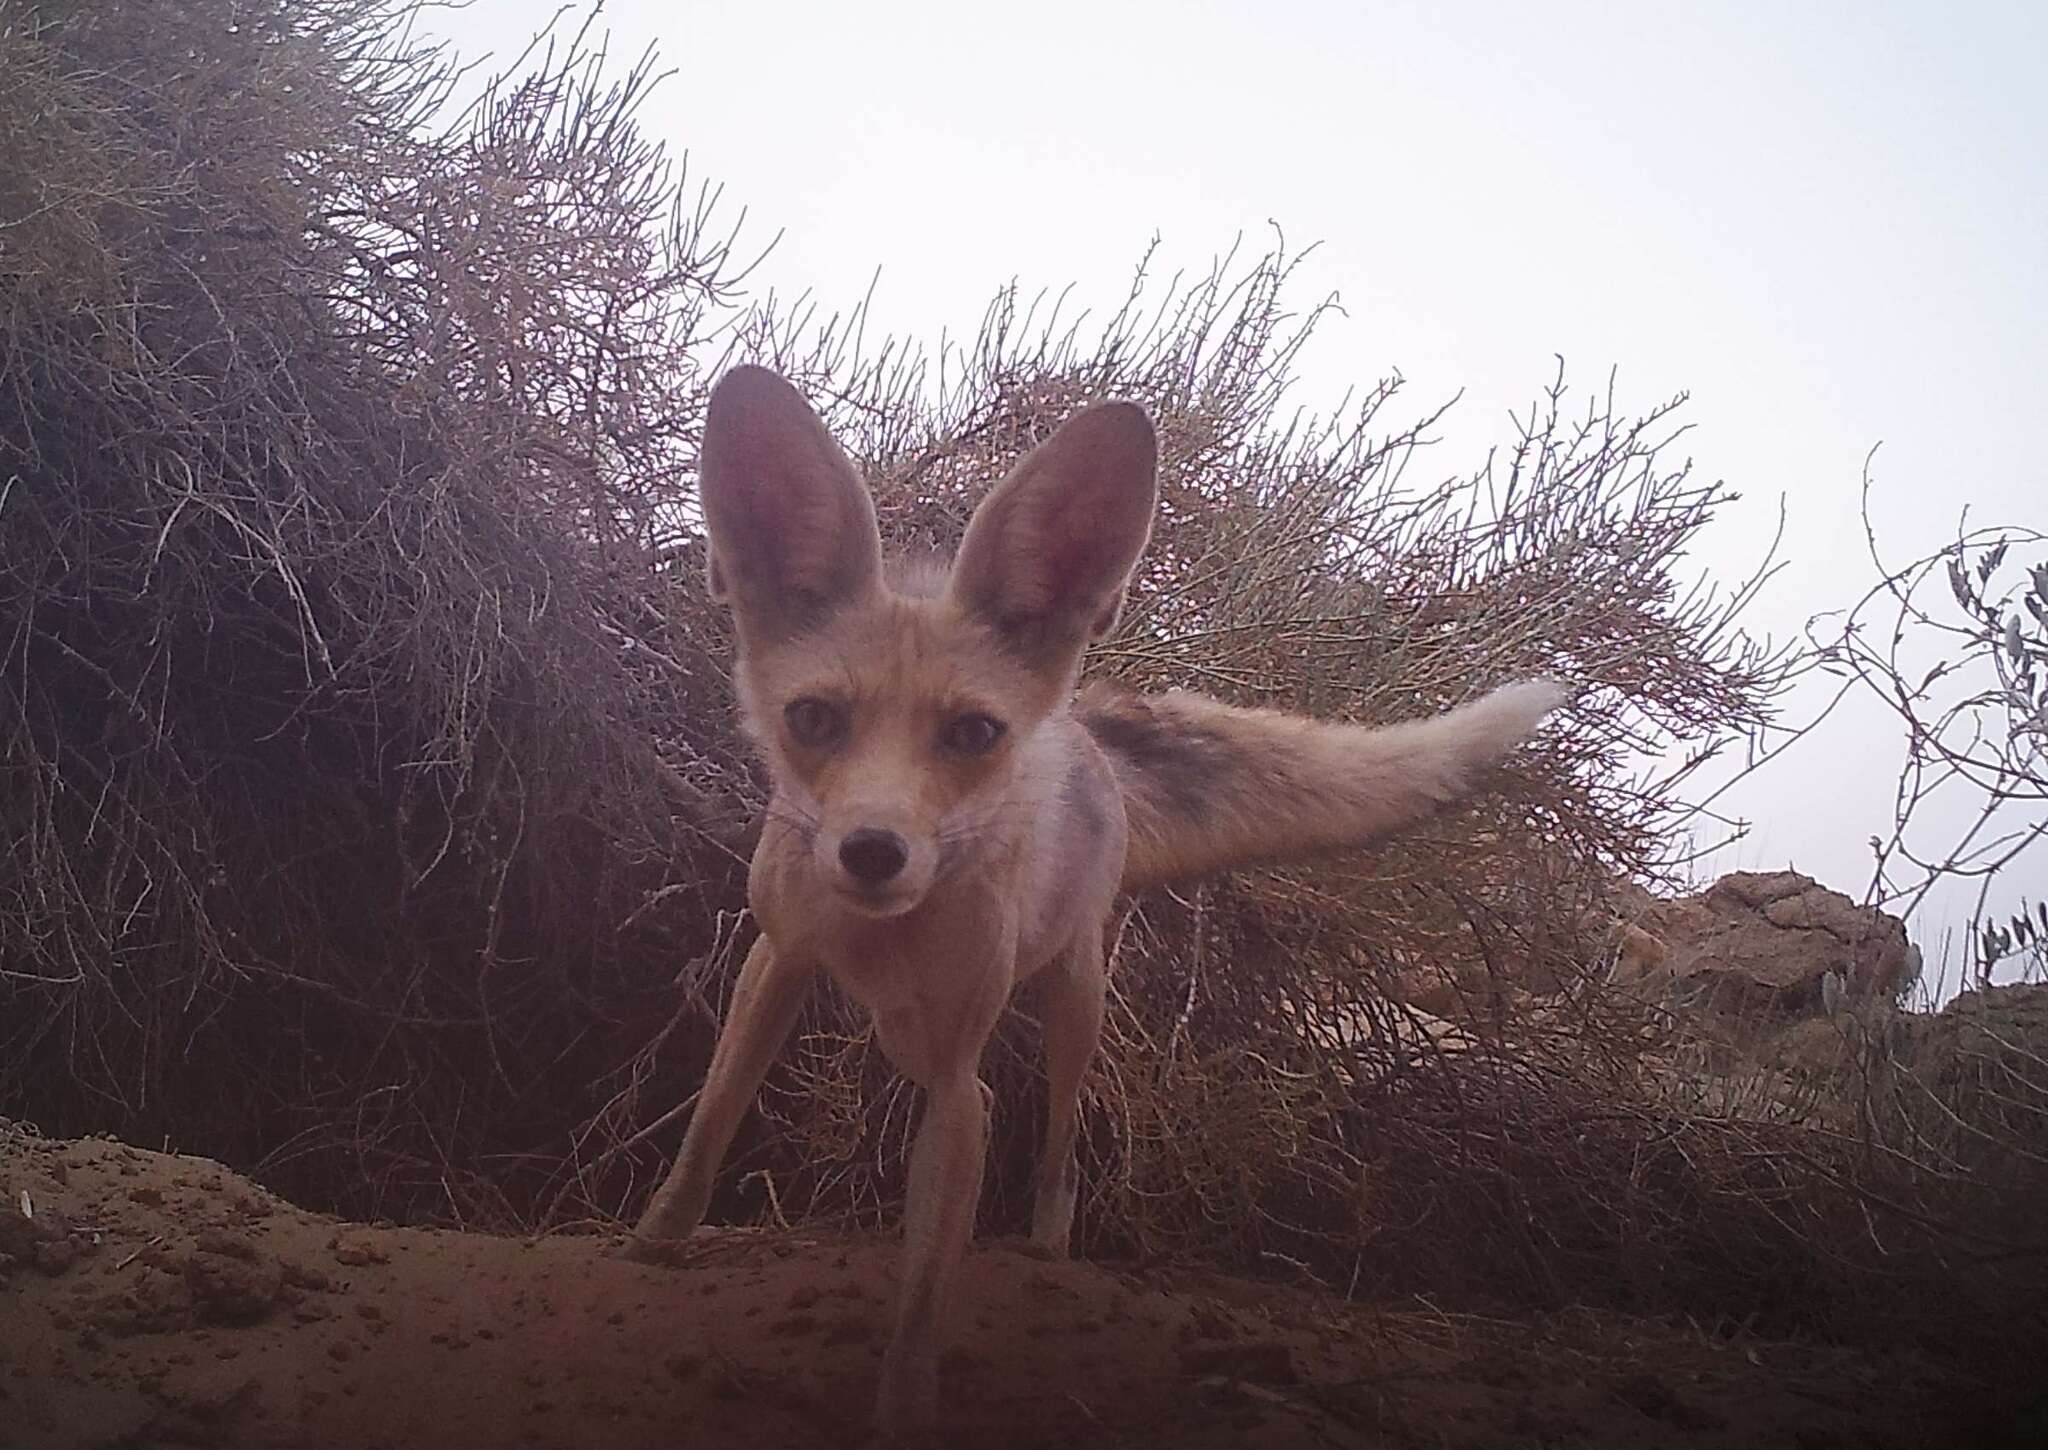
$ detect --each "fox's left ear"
[949,402,1158,677]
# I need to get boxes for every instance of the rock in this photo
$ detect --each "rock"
[0,1200,77,1276]
[330,1233,390,1267]
[33,1233,78,1275]
[185,1234,284,1326]
[1623,871,1911,1027]
[1917,983,2048,1101]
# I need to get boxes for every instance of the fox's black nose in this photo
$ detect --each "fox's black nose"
[839,827,909,883]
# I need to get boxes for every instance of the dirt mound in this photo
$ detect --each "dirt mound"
[3,1121,2022,1449]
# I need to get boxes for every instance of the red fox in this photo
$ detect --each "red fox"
[630,366,1564,1432]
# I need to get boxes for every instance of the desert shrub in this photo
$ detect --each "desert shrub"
[0,0,755,1225]
[1812,487,2045,990]
[570,246,1807,1311]
[1803,501,2048,1354]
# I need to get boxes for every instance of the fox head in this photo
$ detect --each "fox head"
[698,366,1158,919]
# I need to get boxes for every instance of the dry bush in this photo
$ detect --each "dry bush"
[1811,475,2046,987]
[570,241,1830,1329]
[1797,497,2048,1355]
[0,0,755,1225]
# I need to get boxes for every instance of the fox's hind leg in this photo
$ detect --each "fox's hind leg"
[1031,935,1107,1258]
[630,936,812,1253]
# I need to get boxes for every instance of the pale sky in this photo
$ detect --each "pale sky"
[425,1,2046,991]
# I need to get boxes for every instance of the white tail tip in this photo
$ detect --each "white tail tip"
[1457,679,1568,754]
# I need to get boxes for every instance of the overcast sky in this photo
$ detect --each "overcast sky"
[425,0,2045,990]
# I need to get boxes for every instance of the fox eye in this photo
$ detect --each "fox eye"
[939,711,1006,757]
[784,696,848,748]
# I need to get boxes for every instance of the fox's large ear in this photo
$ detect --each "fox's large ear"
[698,366,882,641]
[948,401,1158,677]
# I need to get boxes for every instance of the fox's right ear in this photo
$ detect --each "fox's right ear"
[698,366,882,640]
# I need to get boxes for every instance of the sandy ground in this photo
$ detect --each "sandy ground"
[0,1121,2025,1449]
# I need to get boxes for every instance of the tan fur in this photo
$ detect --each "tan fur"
[629,366,1564,1435]
[1080,679,1568,891]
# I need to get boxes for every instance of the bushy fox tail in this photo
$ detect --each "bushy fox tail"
[1079,680,1566,893]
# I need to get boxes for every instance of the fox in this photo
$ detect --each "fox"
[628,365,1565,1434]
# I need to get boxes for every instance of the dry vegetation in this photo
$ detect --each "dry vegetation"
[2,0,2041,1402]
[1,0,753,1224]
[1811,476,2048,986]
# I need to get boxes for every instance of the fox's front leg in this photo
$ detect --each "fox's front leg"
[876,1067,992,1434]
[630,936,812,1253]
[1031,936,1107,1257]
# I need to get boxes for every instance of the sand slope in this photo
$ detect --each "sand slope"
[0,1123,2003,1448]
